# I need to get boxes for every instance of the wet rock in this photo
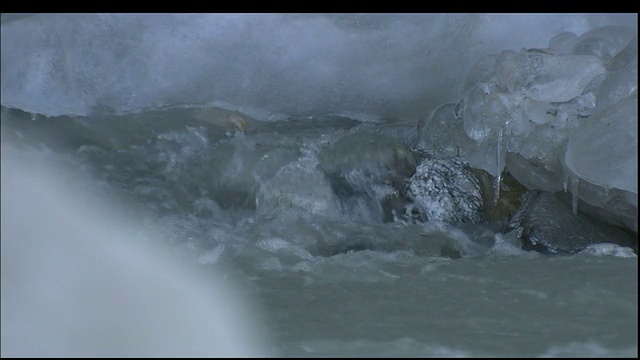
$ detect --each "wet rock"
[319,129,417,182]
[318,129,417,222]
[471,168,529,226]
[256,158,341,219]
[403,157,484,225]
[192,108,257,133]
[509,191,636,254]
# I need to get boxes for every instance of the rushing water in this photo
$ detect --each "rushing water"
[1,105,637,357]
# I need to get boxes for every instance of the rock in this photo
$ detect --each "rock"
[256,158,341,219]
[403,157,484,225]
[509,191,636,254]
[319,129,417,183]
[318,129,417,222]
[471,168,529,226]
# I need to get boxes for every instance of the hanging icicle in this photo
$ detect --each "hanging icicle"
[493,127,504,205]
[569,173,579,215]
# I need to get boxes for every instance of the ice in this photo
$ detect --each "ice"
[415,103,461,158]
[493,127,504,204]
[562,92,638,229]
[2,15,637,231]
[572,92,597,117]
[2,14,636,118]
[460,85,495,142]
[414,24,637,231]
[526,100,555,125]
[521,126,570,172]
[495,50,526,93]
[572,26,635,61]
[565,94,638,195]
[504,153,563,193]
[461,54,498,96]
[548,31,578,54]
[606,36,637,71]
[596,57,638,109]
[569,173,580,214]
[493,50,605,103]
[524,53,605,103]
[451,47,605,182]
[458,131,503,178]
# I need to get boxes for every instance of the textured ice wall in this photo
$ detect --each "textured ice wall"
[1,14,636,119]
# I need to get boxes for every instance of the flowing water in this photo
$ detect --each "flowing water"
[1,105,637,357]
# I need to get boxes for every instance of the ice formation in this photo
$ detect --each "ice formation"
[1,15,637,231]
[418,25,638,232]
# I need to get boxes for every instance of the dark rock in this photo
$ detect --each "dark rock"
[510,191,636,254]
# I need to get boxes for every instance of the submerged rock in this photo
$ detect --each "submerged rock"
[319,129,417,183]
[403,158,484,225]
[509,191,636,254]
[318,129,417,222]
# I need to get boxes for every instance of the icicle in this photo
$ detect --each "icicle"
[493,127,504,205]
[561,167,570,193]
[569,174,579,215]
[493,173,502,205]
